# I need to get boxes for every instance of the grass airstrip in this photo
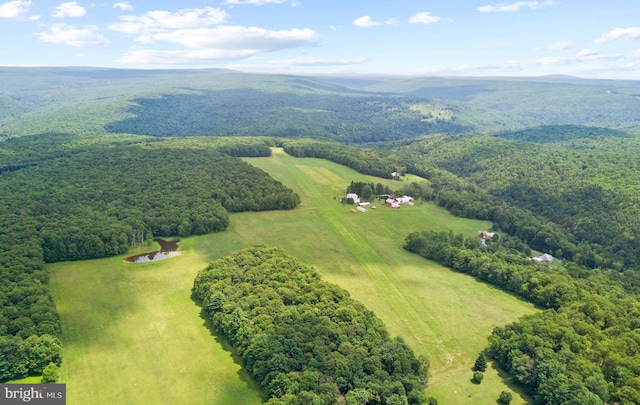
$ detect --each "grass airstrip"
[48,148,538,404]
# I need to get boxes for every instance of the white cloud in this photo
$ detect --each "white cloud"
[353,16,381,28]
[109,7,228,35]
[546,40,573,50]
[53,1,86,18]
[577,48,598,57]
[352,15,396,28]
[113,2,132,11]
[0,0,31,18]
[477,1,554,13]
[595,27,640,44]
[37,23,110,46]
[408,12,442,25]
[140,26,319,50]
[635,50,640,58]
[118,26,319,64]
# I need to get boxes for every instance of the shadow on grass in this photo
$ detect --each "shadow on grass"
[192,297,266,403]
[489,360,534,405]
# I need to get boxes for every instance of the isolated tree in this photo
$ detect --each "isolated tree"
[473,353,487,372]
[498,391,513,404]
[471,371,484,384]
[41,362,59,383]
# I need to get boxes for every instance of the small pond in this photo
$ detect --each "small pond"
[124,238,180,263]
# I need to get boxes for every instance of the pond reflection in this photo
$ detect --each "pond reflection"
[124,238,180,263]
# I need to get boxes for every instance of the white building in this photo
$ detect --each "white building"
[346,193,360,204]
[532,253,554,263]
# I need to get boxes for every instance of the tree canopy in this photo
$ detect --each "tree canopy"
[193,247,429,405]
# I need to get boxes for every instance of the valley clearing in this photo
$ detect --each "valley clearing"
[48,148,538,404]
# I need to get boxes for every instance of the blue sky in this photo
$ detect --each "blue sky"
[1,0,639,78]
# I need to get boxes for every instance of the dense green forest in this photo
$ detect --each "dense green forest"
[193,247,428,405]
[0,136,299,381]
[391,129,640,270]
[104,89,469,143]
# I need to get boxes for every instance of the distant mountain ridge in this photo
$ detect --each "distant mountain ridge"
[1,67,639,140]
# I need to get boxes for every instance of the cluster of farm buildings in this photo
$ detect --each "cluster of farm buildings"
[345,193,414,213]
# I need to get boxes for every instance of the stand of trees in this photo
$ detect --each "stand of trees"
[346,181,392,201]
[193,247,429,405]
[404,230,640,404]
[5,144,299,262]
[0,136,299,381]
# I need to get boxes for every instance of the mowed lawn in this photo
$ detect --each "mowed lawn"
[49,148,537,405]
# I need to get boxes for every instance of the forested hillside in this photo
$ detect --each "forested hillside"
[3,68,640,140]
[0,136,299,381]
[104,89,468,142]
[391,128,640,270]
[363,76,640,131]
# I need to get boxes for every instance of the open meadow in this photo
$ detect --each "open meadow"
[48,148,538,404]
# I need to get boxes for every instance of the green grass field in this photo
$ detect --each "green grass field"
[48,148,538,404]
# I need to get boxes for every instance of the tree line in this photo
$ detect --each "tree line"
[193,247,429,405]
